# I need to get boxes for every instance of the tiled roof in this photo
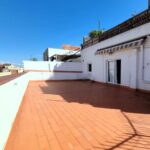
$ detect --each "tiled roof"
[62,44,81,51]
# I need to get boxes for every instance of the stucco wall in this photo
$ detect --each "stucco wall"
[28,72,83,81]
[23,61,82,72]
[23,61,84,80]
[0,73,30,150]
[81,22,150,91]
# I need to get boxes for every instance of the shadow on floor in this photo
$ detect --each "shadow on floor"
[39,81,150,149]
[40,80,150,114]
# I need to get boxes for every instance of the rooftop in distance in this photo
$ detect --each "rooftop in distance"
[62,44,81,51]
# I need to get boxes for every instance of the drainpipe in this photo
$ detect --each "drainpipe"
[141,36,150,83]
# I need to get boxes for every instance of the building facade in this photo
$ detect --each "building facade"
[43,45,81,62]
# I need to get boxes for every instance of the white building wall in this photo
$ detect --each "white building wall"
[81,22,150,91]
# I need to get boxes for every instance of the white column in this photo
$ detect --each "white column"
[130,48,138,89]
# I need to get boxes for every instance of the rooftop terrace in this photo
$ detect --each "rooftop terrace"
[5,81,150,150]
[82,9,150,49]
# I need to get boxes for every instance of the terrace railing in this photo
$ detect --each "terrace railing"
[82,9,150,49]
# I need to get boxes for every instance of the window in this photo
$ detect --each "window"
[88,64,92,72]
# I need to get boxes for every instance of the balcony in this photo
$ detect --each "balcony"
[82,9,150,49]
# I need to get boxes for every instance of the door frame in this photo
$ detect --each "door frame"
[106,59,121,85]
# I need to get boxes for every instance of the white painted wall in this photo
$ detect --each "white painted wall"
[0,73,30,150]
[82,22,150,91]
[28,72,83,81]
[23,61,82,72]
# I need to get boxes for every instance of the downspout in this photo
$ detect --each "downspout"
[141,36,150,83]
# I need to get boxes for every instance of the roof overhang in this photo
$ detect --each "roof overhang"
[96,36,147,55]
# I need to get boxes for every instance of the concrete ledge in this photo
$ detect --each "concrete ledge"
[0,73,30,150]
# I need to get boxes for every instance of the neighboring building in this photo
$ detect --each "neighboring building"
[43,44,81,62]
[0,64,23,74]
[0,64,11,72]
[0,64,5,72]
[62,44,81,51]
[81,9,150,91]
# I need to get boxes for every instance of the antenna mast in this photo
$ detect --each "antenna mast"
[98,20,100,31]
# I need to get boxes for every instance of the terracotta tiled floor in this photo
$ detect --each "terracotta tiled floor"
[5,81,150,150]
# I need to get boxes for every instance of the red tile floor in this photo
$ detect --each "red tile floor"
[5,81,150,150]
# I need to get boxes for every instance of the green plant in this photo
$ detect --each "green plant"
[89,30,103,38]
[31,57,38,61]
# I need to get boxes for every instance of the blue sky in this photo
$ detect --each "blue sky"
[0,0,148,65]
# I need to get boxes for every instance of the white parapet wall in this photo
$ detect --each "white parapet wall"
[23,61,84,80]
[0,73,30,150]
[28,72,83,81]
[23,61,82,72]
